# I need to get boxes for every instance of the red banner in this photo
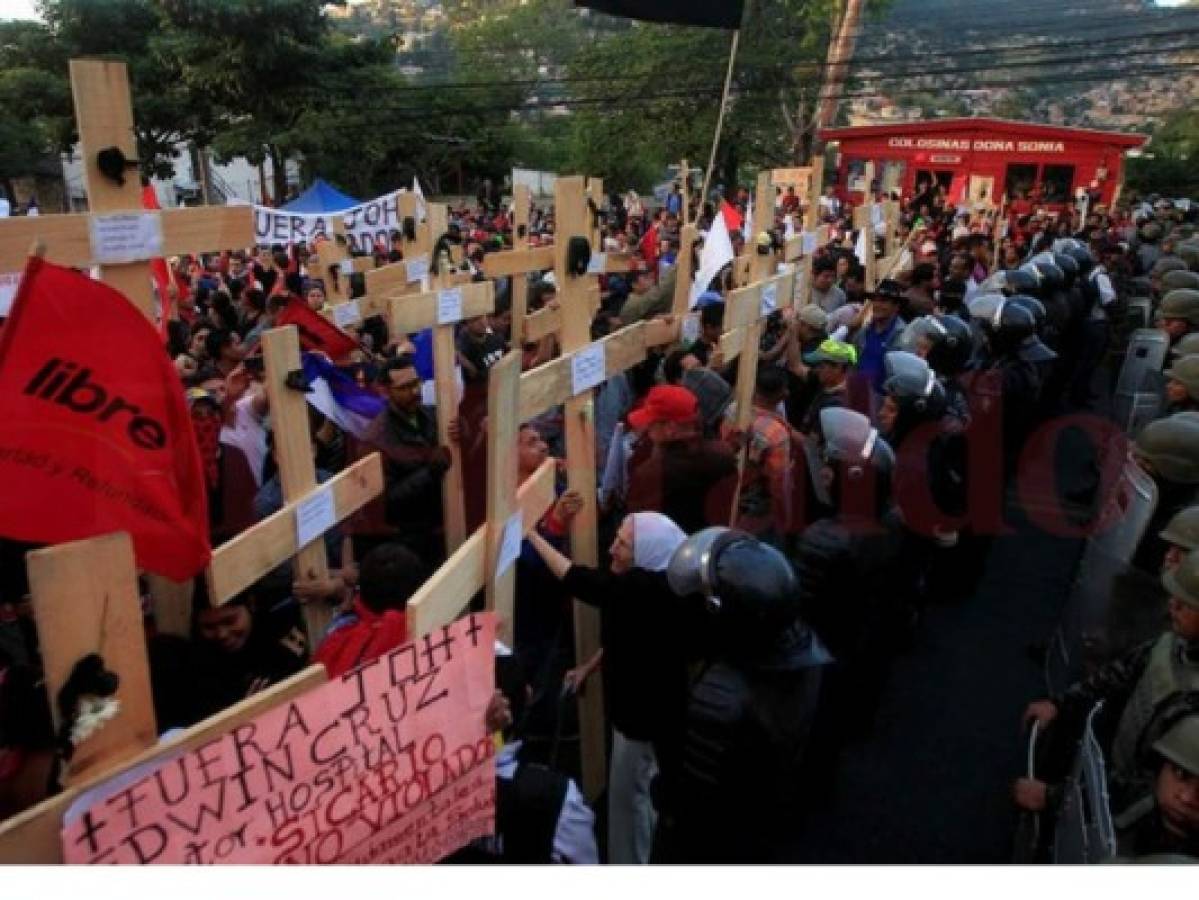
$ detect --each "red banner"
[0,257,211,580]
[63,613,497,864]
[274,296,359,360]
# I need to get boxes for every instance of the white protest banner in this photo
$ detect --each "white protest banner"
[62,613,498,865]
[254,207,333,247]
[252,189,406,252]
[342,191,403,255]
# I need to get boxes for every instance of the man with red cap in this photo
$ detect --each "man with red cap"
[625,385,738,534]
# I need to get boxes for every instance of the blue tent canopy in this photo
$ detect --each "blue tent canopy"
[280,178,359,213]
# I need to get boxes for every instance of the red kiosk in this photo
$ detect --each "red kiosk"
[818,118,1147,213]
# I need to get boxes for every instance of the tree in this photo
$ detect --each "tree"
[1126,105,1199,199]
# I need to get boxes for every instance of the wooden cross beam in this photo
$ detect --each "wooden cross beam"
[507,184,532,349]
[0,60,252,318]
[0,522,334,858]
[805,154,825,231]
[553,175,608,799]
[0,59,252,642]
[313,229,376,306]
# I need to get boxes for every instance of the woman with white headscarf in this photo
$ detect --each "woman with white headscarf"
[527,511,692,865]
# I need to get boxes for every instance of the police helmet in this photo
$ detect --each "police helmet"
[1054,238,1095,274]
[1152,713,1199,776]
[967,293,1037,348]
[1172,333,1199,358]
[900,314,973,376]
[1028,260,1065,294]
[667,527,804,634]
[1161,289,1199,326]
[1134,412,1199,484]
[1007,294,1047,331]
[1160,505,1199,552]
[1153,257,1188,278]
[1162,270,1199,293]
[1053,252,1079,286]
[883,351,947,419]
[1164,354,1199,402]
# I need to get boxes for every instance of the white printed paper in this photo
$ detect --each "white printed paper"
[405,255,429,284]
[437,288,464,325]
[760,282,779,317]
[295,487,336,548]
[0,272,20,317]
[89,213,163,264]
[495,511,524,579]
[570,342,607,396]
[802,231,818,255]
[331,300,361,328]
[339,259,355,276]
[681,313,701,347]
[586,252,608,275]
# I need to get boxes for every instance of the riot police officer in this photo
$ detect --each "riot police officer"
[966,293,1043,473]
[653,528,831,863]
[794,408,902,760]
[1132,412,1199,574]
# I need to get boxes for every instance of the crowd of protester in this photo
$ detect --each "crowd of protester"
[2,171,1198,863]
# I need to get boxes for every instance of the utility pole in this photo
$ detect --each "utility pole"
[803,0,866,161]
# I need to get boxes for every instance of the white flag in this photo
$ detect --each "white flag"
[854,226,870,268]
[413,176,428,222]
[690,209,735,309]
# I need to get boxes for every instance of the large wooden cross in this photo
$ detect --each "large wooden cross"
[0,59,250,318]
[312,228,376,306]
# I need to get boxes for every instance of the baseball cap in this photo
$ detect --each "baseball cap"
[628,385,699,431]
[797,305,829,329]
[695,290,724,309]
[866,279,905,303]
[803,339,857,367]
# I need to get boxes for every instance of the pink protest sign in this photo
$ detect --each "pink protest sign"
[62,613,497,864]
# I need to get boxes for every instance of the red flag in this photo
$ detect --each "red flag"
[721,201,744,234]
[638,221,660,272]
[0,257,211,580]
[274,296,359,360]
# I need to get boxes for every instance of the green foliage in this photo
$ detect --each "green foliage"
[0,0,856,197]
[1126,105,1199,199]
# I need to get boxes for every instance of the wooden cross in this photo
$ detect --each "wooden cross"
[312,229,376,306]
[0,59,251,318]
[0,58,253,640]
[805,154,825,231]
[0,534,322,864]
[853,162,879,291]
[507,183,532,349]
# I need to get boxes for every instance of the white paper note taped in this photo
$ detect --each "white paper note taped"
[90,213,163,265]
[295,486,336,549]
[332,300,361,328]
[760,282,779,317]
[405,255,429,284]
[570,342,607,396]
[802,231,818,255]
[495,511,524,578]
[437,288,464,325]
[586,252,608,275]
[0,272,20,317]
